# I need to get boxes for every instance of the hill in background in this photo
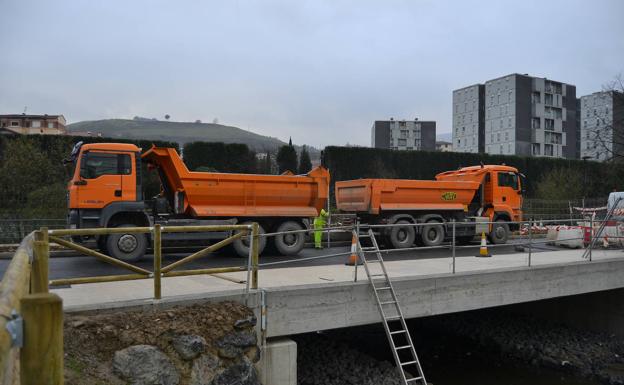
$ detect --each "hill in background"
[67,118,291,153]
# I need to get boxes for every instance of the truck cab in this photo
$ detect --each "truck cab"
[436,164,523,223]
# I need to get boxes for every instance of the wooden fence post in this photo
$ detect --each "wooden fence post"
[154,224,162,300]
[31,228,49,293]
[20,293,63,385]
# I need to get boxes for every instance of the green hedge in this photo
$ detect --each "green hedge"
[183,142,257,173]
[323,146,624,199]
[0,135,179,219]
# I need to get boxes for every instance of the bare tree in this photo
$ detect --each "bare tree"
[584,75,624,162]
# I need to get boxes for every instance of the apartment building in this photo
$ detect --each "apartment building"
[452,84,485,153]
[371,119,436,151]
[580,91,624,162]
[453,74,578,158]
[436,141,453,152]
[0,114,67,135]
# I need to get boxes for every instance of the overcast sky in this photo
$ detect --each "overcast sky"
[1,0,623,147]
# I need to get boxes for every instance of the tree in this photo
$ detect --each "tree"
[584,75,624,162]
[262,152,273,174]
[276,141,298,174]
[164,114,170,121]
[298,145,312,174]
[534,167,583,200]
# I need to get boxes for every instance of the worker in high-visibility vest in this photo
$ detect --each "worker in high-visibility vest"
[313,209,329,249]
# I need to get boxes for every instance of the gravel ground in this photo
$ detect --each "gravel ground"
[419,311,624,385]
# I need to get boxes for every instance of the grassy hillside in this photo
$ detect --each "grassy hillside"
[67,119,288,152]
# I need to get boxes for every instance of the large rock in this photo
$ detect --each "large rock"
[172,335,206,360]
[212,357,260,385]
[190,353,220,385]
[216,330,257,359]
[234,315,257,330]
[113,345,179,385]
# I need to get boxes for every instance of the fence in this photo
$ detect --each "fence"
[0,219,66,244]
[1,215,622,384]
[0,223,260,385]
[522,198,606,221]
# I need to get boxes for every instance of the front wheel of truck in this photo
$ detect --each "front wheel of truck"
[106,224,148,262]
[489,220,510,244]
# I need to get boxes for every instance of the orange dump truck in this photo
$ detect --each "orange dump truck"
[66,142,329,261]
[336,165,523,248]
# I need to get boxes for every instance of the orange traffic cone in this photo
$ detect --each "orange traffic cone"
[476,232,491,257]
[345,233,362,266]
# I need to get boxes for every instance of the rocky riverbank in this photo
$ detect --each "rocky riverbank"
[64,302,261,385]
[418,310,624,385]
[296,334,406,385]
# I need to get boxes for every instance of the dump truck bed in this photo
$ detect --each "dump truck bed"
[142,147,329,218]
[335,178,480,214]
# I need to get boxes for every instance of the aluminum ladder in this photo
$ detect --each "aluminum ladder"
[357,228,428,385]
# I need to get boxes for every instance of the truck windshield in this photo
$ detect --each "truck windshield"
[497,172,519,190]
[80,153,131,179]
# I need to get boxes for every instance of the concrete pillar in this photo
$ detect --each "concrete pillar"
[257,338,297,385]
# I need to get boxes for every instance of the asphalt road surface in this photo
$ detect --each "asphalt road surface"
[0,238,559,282]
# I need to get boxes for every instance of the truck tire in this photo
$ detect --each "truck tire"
[489,220,509,244]
[274,221,305,256]
[105,224,147,263]
[389,220,415,249]
[233,222,267,258]
[421,220,445,247]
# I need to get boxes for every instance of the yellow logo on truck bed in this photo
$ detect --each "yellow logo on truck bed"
[441,192,457,201]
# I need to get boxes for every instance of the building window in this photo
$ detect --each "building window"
[532,143,541,155]
[545,119,554,130]
[400,130,407,139]
[398,138,407,147]
[544,93,553,105]
[31,120,41,128]
[505,131,509,141]
[10,121,19,127]
[497,133,501,142]
[531,92,540,104]
[544,144,554,156]
[48,122,55,129]
[532,118,541,129]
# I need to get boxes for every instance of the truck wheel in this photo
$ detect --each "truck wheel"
[489,220,509,244]
[389,220,415,249]
[105,224,147,263]
[274,221,305,256]
[421,220,445,247]
[233,222,267,258]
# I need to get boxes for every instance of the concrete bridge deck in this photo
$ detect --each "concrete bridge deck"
[54,248,624,337]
